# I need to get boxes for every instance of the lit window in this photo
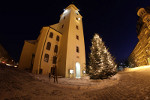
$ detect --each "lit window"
[76,35,79,40]
[76,18,80,21]
[49,32,53,38]
[44,54,49,62]
[46,42,51,50]
[76,25,79,30]
[69,69,74,74]
[54,45,58,53]
[64,9,68,14]
[56,36,59,41]
[76,11,79,15]
[53,56,57,64]
[76,46,79,53]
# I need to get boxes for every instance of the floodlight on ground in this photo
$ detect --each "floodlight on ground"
[70,69,74,74]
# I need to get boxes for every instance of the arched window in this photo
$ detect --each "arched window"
[76,35,79,40]
[53,56,57,64]
[76,25,79,30]
[75,11,79,15]
[44,54,49,62]
[49,32,53,38]
[76,46,79,53]
[54,45,58,53]
[76,18,80,21]
[56,35,59,41]
[62,24,64,28]
[46,42,51,50]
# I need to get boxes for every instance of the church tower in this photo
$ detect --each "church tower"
[19,4,86,78]
[57,4,86,78]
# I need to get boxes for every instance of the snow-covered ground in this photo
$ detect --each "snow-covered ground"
[0,64,150,100]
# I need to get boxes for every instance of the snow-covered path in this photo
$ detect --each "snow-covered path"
[85,70,150,100]
[0,65,150,100]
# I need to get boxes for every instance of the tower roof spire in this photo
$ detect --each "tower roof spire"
[65,4,79,11]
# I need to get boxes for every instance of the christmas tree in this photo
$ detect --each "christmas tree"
[88,33,117,79]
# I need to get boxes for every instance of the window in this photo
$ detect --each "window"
[39,68,43,74]
[54,45,58,53]
[141,11,143,15]
[62,24,64,28]
[49,32,53,38]
[53,56,57,64]
[76,35,79,40]
[46,42,51,50]
[44,54,49,62]
[76,18,80,21]
[56,36,59,41]
[76,46,79,53]
[76,25,79,30]
[76,11,79,15]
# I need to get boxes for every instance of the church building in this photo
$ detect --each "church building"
[19,4,86,78]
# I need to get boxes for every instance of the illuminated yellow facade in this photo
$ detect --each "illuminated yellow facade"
[128,8,150,67]
[19,4,86,78]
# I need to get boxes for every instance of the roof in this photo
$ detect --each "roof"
[25,40,38,44]
[136,7,150,36]
[65,4,79,10]
[50,24,62,35]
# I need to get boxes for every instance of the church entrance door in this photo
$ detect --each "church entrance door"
[76,62,80,78]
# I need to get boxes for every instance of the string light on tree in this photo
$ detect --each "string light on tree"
[88,33,117,79]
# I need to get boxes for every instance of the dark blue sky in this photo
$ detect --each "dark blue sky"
[0,0,150,62]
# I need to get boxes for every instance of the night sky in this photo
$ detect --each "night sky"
[0,0,150,62]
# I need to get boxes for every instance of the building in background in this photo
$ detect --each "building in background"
[128,7,150,67]
[19,4,86,78]
[0,44,14,64]
[0,44,9,62]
